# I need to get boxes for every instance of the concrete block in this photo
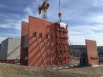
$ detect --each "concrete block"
[0,38,20,60]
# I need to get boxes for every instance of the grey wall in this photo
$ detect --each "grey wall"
[7,38,20,59]
[0,39,8,60]
[0,38,20,60]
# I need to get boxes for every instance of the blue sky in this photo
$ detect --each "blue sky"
[0,0,103,46]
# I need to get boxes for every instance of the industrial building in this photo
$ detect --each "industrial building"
[0,38,20,61]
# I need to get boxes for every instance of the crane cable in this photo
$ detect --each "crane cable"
[58,0,62,22]
[59,0,60,12]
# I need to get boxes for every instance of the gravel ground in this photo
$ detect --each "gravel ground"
[0,63,103,77]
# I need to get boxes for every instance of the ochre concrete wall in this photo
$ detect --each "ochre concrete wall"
[20,16,69,67]
[86,39,98,65]
[28,16,56,66]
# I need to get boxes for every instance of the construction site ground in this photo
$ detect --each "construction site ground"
[0,63,103,77]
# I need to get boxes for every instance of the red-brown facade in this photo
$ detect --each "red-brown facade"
[86,39,98,65]
[20,16,69,67]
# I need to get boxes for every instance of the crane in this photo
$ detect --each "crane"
[58,0,62,22]
[38,0,49,20]
[38,0,62,21]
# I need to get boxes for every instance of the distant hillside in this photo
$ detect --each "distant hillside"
[98,46,103,52]
[69,45,103,57]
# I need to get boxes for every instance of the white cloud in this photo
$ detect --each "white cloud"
[22,0,103,46]
[93,0,103,7]
[0,37,6,44]
[91,15,103,23]
[0,0,103,46]
[25,7,34,16]
[0,21,21,32]
[85,15,103,24]
[69,25,103,46]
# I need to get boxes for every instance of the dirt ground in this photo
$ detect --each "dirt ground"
[0,63,103,77]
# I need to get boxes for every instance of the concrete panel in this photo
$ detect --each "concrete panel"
[7,38,20,59]
[0,39,8,60]
[28,16,56,66]
[20,16,70,67]
[20,21,28,65]
[86,39,98,65]
[0,38,20,60]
